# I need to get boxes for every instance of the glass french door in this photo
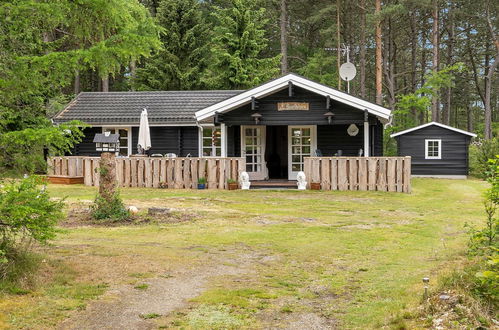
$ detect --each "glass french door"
[241,126,267,180]
[288,126,316,180]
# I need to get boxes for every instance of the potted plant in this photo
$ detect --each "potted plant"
[310,182,321,190]
[197,177,207,189]
[227,178,238,190]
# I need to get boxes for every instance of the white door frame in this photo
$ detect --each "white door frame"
[241,125,268,180]
[288,125,317,180]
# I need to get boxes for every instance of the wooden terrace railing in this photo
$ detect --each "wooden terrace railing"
[304,157,411,193]
[47,156,245,189]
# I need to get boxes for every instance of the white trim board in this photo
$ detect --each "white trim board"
[194,73,392,122]
[390,122,477,138]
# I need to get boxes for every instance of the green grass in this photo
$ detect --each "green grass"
[0,178,489,328]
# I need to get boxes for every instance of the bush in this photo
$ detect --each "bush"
[0,176,63,281]
[469,138,499,178]
[90,192,130,222]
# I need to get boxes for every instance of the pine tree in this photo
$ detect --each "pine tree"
[208,0,280,89]
[133,0,210,90]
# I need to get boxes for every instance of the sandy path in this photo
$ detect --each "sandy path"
[57,254,257,330]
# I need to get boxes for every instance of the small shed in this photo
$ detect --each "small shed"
[390,122,476,178]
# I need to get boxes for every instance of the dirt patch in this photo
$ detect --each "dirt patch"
[57,253,260,330]
[61,206,196,228]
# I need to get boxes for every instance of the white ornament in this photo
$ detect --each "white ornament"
[239,172,251,190]
[128,206,139,214]
[296,171,307,190]
[347,124,359,136]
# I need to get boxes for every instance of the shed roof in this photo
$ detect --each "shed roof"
[53,90,243,125]
[390,122,477,138]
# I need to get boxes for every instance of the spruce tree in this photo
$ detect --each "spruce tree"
[209,0,280,89]
[133,0,210,90]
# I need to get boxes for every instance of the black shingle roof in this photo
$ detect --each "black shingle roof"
[53,90,243,125]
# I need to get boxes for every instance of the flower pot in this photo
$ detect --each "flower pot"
[310,182,321,190]
[228,182,238,190]
[197,183,206,189]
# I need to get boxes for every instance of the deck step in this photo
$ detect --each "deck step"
[250,180,297,189]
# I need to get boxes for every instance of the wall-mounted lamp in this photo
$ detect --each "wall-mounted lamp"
[323,111,335,125]
[251,112,262,125]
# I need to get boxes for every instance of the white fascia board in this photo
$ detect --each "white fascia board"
[390,121,477,138]
[195,73,392,121]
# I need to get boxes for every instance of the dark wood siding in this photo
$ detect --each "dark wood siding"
[73,126,198,157]
[71,127,101,156]
[136,126,199,156]
[317,125,364,156]
[221,86,377,126]
[395,125,471,175]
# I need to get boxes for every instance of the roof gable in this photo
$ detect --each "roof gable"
[390,122,477,138]
[194,73,392,121]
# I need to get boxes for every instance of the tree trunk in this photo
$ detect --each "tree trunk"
[102,75,109,92]
[431,0,439,122]
[484,1,498,139]
[359,0,366,98]
[99,152,117,203]
[467,103,474,132]
[375,0,383,105]
[74,71,80,95]
[443,3,454,125]
[130,59,137,91]
[280,0,288,74]
[337,0,342,90]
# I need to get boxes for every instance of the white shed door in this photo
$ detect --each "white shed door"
[288,126,316,180]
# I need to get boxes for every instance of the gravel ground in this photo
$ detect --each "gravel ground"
[57,254,258,330]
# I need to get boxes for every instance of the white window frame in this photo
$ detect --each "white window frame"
[425,139,441,159]
[288,125,317,180]
[102,127,132,156]
[199,125,225,157]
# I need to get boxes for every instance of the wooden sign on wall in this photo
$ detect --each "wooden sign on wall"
[277,102,310,111]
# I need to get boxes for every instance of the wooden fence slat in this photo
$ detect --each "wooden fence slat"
[84,158,92,186]
[61,158,68,176]
[377,158,387,191]
[124,159,131,187]
[137,159,144,187]
[337,158,348,191]
[320,159,331,190]
[167,159,174,188]
[207,159,217,189]
[183,159,191,189]
[92,159,100,187]
[115,159,123,187]
[198,158,207,183]
[330,158,338,190]
[152,159,160,188]
[387,159,396,192]
[311,158,321,185]
[403,157,411,193]
[144,159,152,188]
[358,158,367,191]
[131,158,138,187]
[160,159,167,185]
[348,158,358,190]
[218,159,226,189]
[396,158,403,192]
[190,159,198,188]
[368,158,377,191]
[174,159,183,189]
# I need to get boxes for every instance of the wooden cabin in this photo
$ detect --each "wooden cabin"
[53,73,392,181]
[390,122,477,178]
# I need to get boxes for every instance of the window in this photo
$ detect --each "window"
[103,127,131,156]
[202,127,221,157]
[425,139,441,159]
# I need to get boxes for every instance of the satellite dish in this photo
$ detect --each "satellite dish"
[347,124,359,136]
[340,62,357,82]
